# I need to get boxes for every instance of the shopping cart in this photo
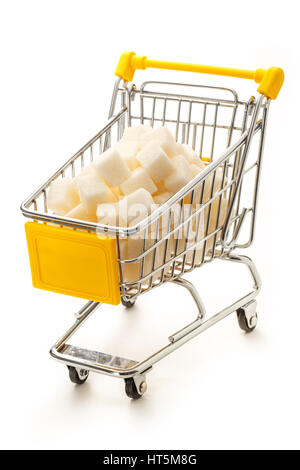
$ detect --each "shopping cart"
[21,52,284,399]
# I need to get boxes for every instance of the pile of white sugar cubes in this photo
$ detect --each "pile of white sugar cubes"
[48,125,226,283]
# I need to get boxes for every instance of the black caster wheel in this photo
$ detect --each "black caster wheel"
[124,378,147,399]
[237,308,258,333]
[121,298,136,308]
[68,366,89,385]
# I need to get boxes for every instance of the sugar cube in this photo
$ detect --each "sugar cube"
[92,147,130,187]
[206,196,227,239]
[164,155,193,193]
[142,126,178,157]
[78,165,98,177]
[203,167,224,203]
[147,234,174,283]
[128,205,149,228]
[172,204,196,240]
[97,203,126,226]
[120,237,145,284]
[120,167,157,196]
[119,188,154,224]
[66,203,97,222]
[119,234,158,284]
[147,205,172,238]
[48,177,80,215]
[136,142,174,183]
[178,232,205,265]
[190,163,203,178]
[153,192,173,205]
[176,143,198,163]
[121,229,173,285]
[153,178,168,194]
[143,225,176,282]
[115,141,140,170]
[110,185,123,200]
[74,174,116,216]
[121,125,152,142]
[176,210,206,264]
[190,196,227,255]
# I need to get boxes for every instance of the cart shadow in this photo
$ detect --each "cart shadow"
[67,381,95,403]
[63,376,155,415]
[241,328,266,345]
[128,396,154,416]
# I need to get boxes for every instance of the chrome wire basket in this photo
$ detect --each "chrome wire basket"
[21,53,283,398]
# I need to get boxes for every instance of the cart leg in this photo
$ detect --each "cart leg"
[171,277,206,320]
[221,252,261,332]
[221,252,261,294]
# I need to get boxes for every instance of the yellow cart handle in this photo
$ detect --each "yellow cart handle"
[115,51,284,100]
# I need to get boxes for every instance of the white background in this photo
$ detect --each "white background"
[1,0,299,450]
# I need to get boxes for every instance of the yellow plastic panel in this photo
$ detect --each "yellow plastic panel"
[25,222,121,305]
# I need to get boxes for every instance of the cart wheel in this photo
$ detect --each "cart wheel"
[124,378,147,399]
[68,366,89,385]
[121,298,136,309]
[237,308,258,333]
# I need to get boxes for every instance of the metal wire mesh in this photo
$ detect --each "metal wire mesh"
[21,81,267,302]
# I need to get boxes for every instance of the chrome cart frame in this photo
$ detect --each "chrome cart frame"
[50,253,260,396]
[21,54,283,398]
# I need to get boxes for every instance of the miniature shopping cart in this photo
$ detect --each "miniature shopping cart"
[21,52,284,399]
